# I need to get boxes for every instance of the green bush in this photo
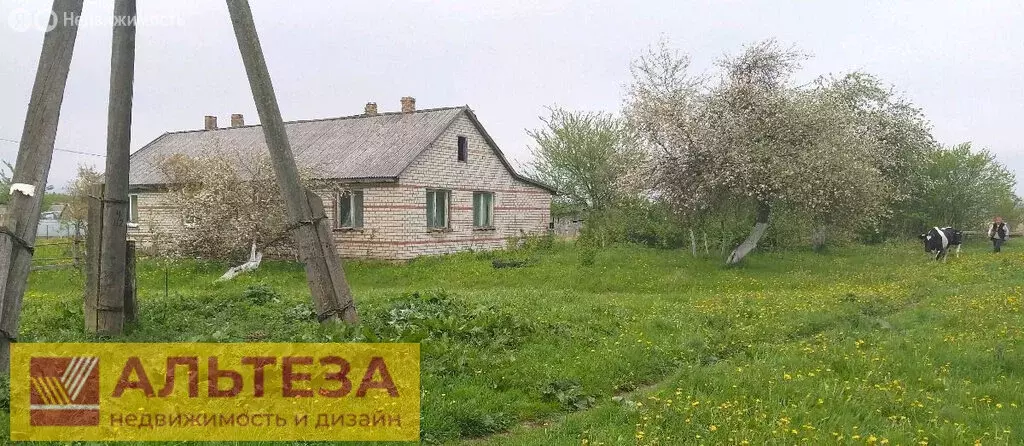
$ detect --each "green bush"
[541,379,596,411]
[0,374,9,412]
[375,291,535,348]
[242,283,280,306]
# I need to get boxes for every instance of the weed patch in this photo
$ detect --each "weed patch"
[373,290,535,348]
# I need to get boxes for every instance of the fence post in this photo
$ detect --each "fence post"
[72,222,82,268]
[124,240,136,324]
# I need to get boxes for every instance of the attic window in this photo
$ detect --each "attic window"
[457,136,468,162]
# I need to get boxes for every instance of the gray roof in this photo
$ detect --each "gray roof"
[129,106,555,193]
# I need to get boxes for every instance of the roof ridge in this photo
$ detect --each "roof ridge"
[161,105,469,136]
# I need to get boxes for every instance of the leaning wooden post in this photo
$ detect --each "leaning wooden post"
[0,0,85,374]
[226,0,358,323]
[90,0,138,335]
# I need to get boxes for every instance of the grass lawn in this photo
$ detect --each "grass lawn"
[2,239,1022,445]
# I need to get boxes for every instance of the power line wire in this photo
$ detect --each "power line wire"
[0,137,106,158]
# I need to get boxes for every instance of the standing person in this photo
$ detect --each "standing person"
[988,216,1009,252]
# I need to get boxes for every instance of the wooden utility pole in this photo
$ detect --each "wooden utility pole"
[85,0,137,335]
[225,0,358,323]
[123,240,137,324]
[0,0,84,374]
[84,184,104,332]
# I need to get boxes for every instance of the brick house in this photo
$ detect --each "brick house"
[127,98,555,260]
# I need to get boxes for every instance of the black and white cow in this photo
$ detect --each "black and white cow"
[919,227,963,261]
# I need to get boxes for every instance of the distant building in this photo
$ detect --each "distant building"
[37,205,72,238]
[127,98,555,260]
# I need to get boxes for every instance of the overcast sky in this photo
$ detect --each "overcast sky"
[2,0,1023,194]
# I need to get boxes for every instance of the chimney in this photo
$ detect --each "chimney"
[230,113,244,127]
[364,102,378,116]
[400,96,416,113]
[204,115,218,130]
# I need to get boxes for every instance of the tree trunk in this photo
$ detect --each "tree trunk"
[719,220,727,256]
[726,202,770,265]
[689,229,696,257]
[811,225,827,253]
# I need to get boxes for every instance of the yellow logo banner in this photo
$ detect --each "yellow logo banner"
[10,343,420,442]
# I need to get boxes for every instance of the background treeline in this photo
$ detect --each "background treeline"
[527,40,1022,262]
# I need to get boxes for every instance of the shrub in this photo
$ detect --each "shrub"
[242,283,280,306]
[376,291,535,348]
[541,379,595,411]
[576,238,598,266]
[0,375,9,412]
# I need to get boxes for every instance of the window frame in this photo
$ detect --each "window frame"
[128,194,139,226]
[426,189,451,229]
[457,136,468,163]
[335,189,364,229]
[472,191,494,229]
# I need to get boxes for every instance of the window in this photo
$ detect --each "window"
[336,190,364,228]
[128,194,139,224]
[472,191,494,228]
[426,189,450,229]
[457,136,468,162]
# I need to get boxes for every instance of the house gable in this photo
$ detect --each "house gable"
[398,109,555,194]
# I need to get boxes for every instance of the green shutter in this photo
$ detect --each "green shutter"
[472,192,481,227]
[437,191,448,227]
[353,191,364,228]
[339,192,351,227]
[334,193,341,228]
[484,192,493,226]
[129,195,139,223]
[426,190,435,227]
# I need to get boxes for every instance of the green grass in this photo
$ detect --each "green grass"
[3,239,1023,445]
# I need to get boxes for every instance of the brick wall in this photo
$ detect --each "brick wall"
[125,191,181,252]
